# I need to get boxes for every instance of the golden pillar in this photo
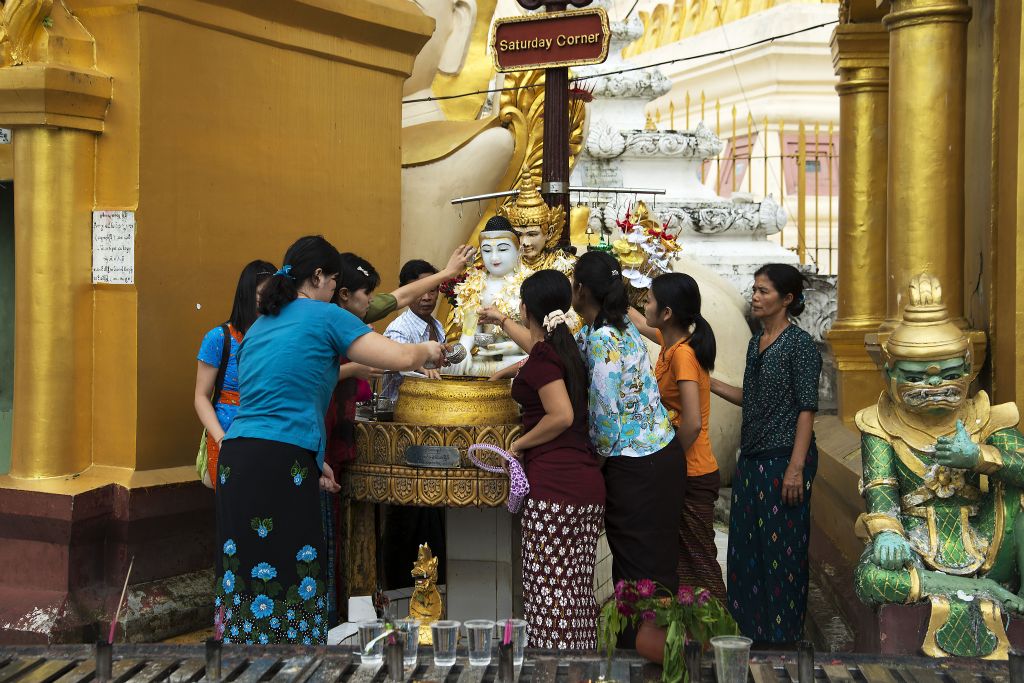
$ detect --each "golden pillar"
[883,0,971,324]
[10,129,98,477]
[0,2,112,478]
[827,22,890,425]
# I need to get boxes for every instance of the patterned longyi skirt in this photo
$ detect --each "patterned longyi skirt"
[521,498,605,650]
[215,438,328,645]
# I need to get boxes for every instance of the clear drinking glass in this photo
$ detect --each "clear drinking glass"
[465,619,495,667]
[395,619,420,668]
[710,635,753,683]
[494,619,529,666]
[358,620,385,666]
[509,619,528,666]
[430,620,461,667]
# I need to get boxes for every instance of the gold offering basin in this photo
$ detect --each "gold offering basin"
[343,377,522,507]
[394,375,520,426]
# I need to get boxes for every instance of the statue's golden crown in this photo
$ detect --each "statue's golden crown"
[884,273,969,363]
[498,172,566,250]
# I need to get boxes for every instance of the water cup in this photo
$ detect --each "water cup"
[710,635,753,683]
[465,620,495,667]
[494,619,528,666]
[358,620,385,666]
[431,620,461,667]
[396,619,420,668]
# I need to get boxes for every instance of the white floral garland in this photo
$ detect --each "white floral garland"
[452,265,533,328]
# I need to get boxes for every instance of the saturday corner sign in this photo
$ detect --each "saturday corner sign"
[490,8,610,72]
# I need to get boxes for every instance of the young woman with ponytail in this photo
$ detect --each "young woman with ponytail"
[505,269,604,649]
[632,273,726,604]
[215,235,445,646]
[567,251,685,649]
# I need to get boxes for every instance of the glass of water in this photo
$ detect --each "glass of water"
[430,620,460,667]
[508,619,528,666]
[494,619,529,666]
[358,620,385,666]
[465,620,495,667]
[395,619,420,668]
[711,635,753,683]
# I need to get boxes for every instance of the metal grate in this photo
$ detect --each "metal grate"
[0,645,1013,683]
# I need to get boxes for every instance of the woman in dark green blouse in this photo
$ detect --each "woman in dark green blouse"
[711,263,821,647]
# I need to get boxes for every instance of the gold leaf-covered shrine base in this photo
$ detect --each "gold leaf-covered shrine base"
[342,421,522,507]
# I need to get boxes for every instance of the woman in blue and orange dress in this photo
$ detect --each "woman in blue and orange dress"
[194,260,276,488]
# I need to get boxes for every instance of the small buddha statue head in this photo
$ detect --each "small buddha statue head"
[479,215,521,278]
[882,274,972,416]
[498,172,565,268]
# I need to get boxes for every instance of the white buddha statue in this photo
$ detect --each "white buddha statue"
[447,216,530,376]
[400,0,516,269]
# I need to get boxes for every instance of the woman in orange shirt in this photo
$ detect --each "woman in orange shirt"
[632,272,725,600]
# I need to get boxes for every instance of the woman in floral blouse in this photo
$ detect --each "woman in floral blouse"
[570,251,684,603]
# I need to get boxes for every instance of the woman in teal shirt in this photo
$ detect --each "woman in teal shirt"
[214,235,443,646]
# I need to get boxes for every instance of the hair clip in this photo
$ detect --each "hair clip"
[357,266,370,277]
[610,269,620,276]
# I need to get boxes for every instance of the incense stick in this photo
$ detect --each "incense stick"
[108,556,135,644]
[503,618,512,646]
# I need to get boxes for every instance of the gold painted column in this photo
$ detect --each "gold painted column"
[827,22,890,426]
[884,0,971,324]
[9,129,98,477]
[0,2,112,477]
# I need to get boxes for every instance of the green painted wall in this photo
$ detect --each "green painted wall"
[0,182,12,475]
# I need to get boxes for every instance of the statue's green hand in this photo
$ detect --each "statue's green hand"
[872,531,914,571]
[933,419,979,469]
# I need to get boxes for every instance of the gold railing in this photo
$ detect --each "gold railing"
[652,93,839,275]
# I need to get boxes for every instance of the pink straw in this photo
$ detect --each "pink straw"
[503,618,512,646]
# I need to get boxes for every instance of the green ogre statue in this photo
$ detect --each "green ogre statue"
[854,273,1024,658]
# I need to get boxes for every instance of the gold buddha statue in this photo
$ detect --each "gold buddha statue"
[409,543,443,645]
[499,172,576,276]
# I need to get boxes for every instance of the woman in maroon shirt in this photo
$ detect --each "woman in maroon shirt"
[502,269,606,650]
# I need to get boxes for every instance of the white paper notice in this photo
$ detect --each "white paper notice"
[92,210,135,284]
[0,129,10,144]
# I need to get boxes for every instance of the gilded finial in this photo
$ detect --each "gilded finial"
[908,273,942,308]
[883,273,969,365]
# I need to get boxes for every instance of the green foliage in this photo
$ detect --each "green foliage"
[598,580,739,683]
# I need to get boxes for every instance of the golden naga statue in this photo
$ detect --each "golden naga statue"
[409,543,443,645]
[853,273,1024,658]
[498,171,574,275]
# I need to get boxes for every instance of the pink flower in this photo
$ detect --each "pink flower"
[614,580,628,600]
[636,579,657,598]
[641,610,657,622]
[617,602,635,617]
[677,585,695,606]
[696,589,711,607]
